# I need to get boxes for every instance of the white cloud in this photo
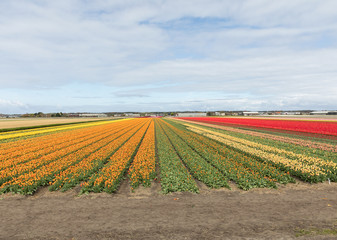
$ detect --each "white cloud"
[0,0,336,112]
[0,99,25,107]
[0,99,28,113]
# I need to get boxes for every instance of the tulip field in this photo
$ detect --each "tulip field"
[0,117,336,195]
[177,117,337,136]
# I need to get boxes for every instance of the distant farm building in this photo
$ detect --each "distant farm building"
[243,111,259,116]
[310,111,329,115]
[79,113,107,117]
[125,113,141,117]
[310,111,337,115]
[176,112,207,117]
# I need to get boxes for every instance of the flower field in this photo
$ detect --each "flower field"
[178,117,337,136]
[0,117,336,195]
[0,119,120,142]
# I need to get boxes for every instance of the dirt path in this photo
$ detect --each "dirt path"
[1,182,337,240]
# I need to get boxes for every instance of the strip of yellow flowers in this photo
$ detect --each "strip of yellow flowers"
[0,119,131,141]
[185,124,331,179]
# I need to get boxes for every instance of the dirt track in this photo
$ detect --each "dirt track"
[1,182,337,240]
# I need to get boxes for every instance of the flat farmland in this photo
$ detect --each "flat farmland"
[1,117,337,239]
[0,117,114,129]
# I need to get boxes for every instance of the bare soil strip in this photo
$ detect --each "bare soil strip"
[1,182,337,240]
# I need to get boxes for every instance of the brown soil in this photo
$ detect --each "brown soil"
[1,182,337,240]
[0,118,113,129]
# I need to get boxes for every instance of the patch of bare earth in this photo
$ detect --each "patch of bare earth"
[1,182,337,239]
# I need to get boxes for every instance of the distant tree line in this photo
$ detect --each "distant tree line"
[21,112,65,117]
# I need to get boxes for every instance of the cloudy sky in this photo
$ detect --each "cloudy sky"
[1,0,337,113]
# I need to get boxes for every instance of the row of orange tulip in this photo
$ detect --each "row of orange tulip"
[49,120,146,191]
[81,119,152,193]
[0,119,127,161]
[128,120,156,189]
[0,119,139,194]
[0,119,122,141]
[0,120,133,186]
[0,121,132,172]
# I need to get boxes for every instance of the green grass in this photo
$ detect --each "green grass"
[295,227,337,237]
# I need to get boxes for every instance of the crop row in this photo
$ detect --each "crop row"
[128,120,156,189]
[0,119,128,159]
[155,121,199,193]
[177,119,337,152]
[163,119,294,190]
[0,119,145,194]
[157,119,229,189]
[49,120,148,192]
[81,119,152,193]
[190,118,337,143]
[184,123,337,182]
[175,119,337,165]
[0,119,122,141]
[0,120,132,172]
[1,117,336,195]
[0,120,135,186]
[177,117,337,136]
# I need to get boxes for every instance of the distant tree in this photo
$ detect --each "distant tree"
[55,112,63,117]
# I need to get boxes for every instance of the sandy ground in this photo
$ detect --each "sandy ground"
[0,118,113,129]
[1,181,337,240]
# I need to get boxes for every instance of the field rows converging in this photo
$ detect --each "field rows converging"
[0,117,336,195]
[177,117,337,136]
[163,119,295,189]
[0,119,128,154]
[0,119,125,142]
[177,118,337,152]
[0,120,134,172]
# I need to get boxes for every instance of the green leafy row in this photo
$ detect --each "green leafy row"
[155,120,199,193]
[164,119,295,189]
[158,120,229,189]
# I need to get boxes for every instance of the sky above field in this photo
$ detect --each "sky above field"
[1,0,337,113]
